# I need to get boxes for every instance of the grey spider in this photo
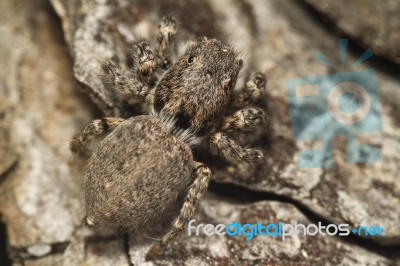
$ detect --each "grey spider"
[71,15,267,258]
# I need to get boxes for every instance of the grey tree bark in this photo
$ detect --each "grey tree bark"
[0,0,399,265]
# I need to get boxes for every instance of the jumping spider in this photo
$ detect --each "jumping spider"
[71,15,267,258]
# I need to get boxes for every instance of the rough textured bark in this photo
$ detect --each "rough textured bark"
[0,0,399,265]
[302,0,400,64]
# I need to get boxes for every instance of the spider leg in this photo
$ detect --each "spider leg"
[101,59,149,102]
[232,72,266,108]
[132,41,156,84]
[71,117,124,157]
[221,107,266,139]
[154,15,178,67]
[209,132,263,163]
[146,161,211,260]
[209,107,267,163]
[211,72,267,163]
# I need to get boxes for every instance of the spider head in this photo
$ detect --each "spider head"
[154,37,243,135]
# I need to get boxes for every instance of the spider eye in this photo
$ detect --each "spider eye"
[188,55,196,63]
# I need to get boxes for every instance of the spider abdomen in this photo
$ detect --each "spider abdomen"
[84,115,194,229]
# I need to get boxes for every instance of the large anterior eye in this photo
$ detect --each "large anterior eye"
[188,55,196,63]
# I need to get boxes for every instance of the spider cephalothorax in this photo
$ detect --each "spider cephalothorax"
[71,15,267,259]
[154,37,243,135]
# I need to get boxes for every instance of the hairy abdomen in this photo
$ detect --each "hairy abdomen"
[84,115,193,229]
